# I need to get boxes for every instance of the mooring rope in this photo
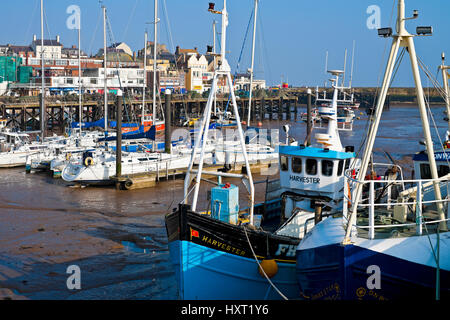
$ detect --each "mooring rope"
[242,225,289,300]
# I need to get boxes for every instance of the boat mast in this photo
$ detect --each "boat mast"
[142,31,148,125]
[212,20,217,116]
[440,52,450,134]
[349,40,355,90]
[246,0,258,126]
[185,0,255,224]
[152,0,158,127]
[40,0,45,139]
[344,0,446,243]
[78,15,82,136]
[341,48,347,88]
[102,5,108,132]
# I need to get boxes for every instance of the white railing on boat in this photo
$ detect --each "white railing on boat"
[343,164,450,239]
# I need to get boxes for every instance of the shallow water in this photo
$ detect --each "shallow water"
[0,104,447,300]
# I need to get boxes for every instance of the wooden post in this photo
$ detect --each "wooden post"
[165,89,172,154]
[278,97,283,120]
[286,98,291,120]
[307,89,312,146]
[260,97,264,121]
[294,96,298,120]
[269,99,273,120]
[116,89,123,178]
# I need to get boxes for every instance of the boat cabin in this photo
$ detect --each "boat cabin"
[412,151,450,180]
[279,145,356,199]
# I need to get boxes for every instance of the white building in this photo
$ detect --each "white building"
[234,74,266,92]
[31,35,63,60]
[11,68,145,95]
[185,55,208,93]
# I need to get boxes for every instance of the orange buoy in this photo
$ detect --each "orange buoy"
[258,122,262,127]
[258,259,278,278]
[242,121,247,125]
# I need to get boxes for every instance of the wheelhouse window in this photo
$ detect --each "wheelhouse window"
[322,160,334,177]
[306,159,317,175]
[439,165,449,177]
[344,159,350,171]
[280,155,288,171]
[337,159,344,176]
[420,163,431,179]
[292,157,302,173]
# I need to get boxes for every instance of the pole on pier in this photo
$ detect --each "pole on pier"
[116,89,123,177]
[306,89,312,146]
[259,97,264,121]
[165,89,172,154]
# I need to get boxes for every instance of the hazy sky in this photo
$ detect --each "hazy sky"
[0,0,449,87]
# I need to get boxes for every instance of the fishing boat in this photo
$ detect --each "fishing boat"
[296,0,450,300]
[165,1,359,300]
[315,74,356,131]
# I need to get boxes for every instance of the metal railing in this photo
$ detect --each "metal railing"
[343,163,449,239]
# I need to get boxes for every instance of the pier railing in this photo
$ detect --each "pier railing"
[343,164,450,239]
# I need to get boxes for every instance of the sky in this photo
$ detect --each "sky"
[0,0,449,87]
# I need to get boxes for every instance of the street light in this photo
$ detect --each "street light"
[377,27,393,38]
[416,26,433,35]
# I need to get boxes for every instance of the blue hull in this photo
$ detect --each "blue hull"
[169,240,299,300]
[296,243,450,300]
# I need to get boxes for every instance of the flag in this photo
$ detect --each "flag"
[190,229,199,238]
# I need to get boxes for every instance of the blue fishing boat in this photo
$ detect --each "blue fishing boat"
[296,0,450,300]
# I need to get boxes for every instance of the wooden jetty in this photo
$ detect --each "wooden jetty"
[111,159,277,190]
[0,95,300,132]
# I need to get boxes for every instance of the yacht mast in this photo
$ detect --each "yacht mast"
[78,16,82,136]
[344,0,446,243]
[142,31,148,125]
[246,0,258,126]
[102,5,108,132]
[40,0,45,138]
[152,0,158,127]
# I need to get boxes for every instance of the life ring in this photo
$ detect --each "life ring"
[66,153,72,161]
[84,157,94,167]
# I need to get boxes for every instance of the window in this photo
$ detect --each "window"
[292,157,302,173]
[66,78,73,84]
[337,160,344,176]
[344,159,350,171]
[322,160,334,177]
[306,159,317,175]
[90,78,97,84]
[280,156,288,171]
[420,163,431,179]
[439,165,449,177]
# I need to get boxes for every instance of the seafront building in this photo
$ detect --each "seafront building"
[0,35,265,96]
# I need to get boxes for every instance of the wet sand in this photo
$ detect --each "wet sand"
[0,104,447,299]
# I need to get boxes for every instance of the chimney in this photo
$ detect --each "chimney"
[56,35,60,43]
[72,45,76,49]
[133,51,136,62]
[194,47,198,52]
